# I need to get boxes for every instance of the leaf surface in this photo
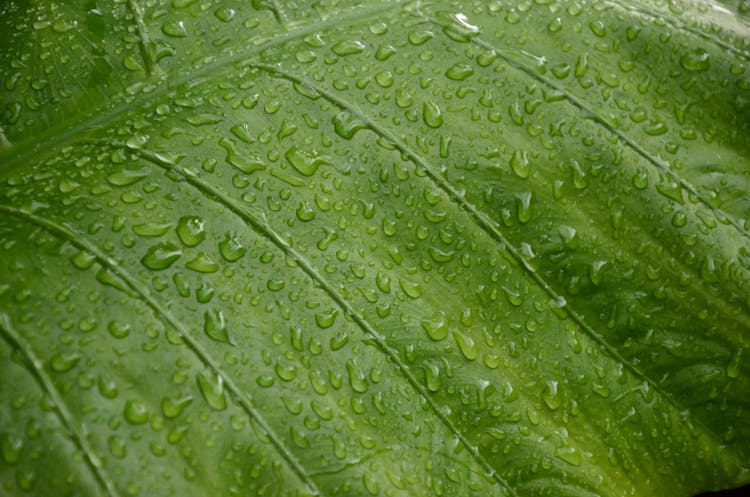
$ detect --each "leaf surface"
[1,1,749,496]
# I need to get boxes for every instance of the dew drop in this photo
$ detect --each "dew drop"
[204,309,231,344]
[398,277,423,298]
[285,146,329,176]
[133,222,172,237]
[332,40,366,56]
[176,216,206,247]
[0,433,23,464]
[141,242,181,270]
[219,233,246,262]
[332,111,366,139]
[315,308,338,329]
[555,446,581,466]
[510,150,531,179]
[162,20,188,38]
[196,371,227,410]
[680,49,710,72]
[542,380,561,410]
[50,352,80,373]
[345,359,368,393]
[186,252,219,273]
[423,101,443,128]
[421,312,448,341]
[123,400,149,425]
[453,331,478,360]
[445,63,474,81]
[727,348,742,378]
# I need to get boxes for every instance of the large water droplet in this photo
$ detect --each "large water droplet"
[204,309,231,344]
[176,216,206,247]
[141,242,181,270]
[423,101,443,128]
[123,400,149,425]
[345,359,368,393]
[196,371,227,410]
[285,146,329,176]
[510,150,531,179]
[680,49,710,72]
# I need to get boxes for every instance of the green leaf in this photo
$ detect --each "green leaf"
[1,1,749,496]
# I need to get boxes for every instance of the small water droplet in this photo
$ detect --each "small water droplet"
[50,352,80,372]
[345,359,368,393]
[123,400,149,425]
[727,348,742,378]
[133,222,172,237]
[186,252,219,273]
[285,146,329,176]
[176,216,206,247]
[196,371,226,410]
[204,309,231,344]
[510,150,531,179]
[162,20,188,38]
[555,446,581,466]
[398,277,423,298]
[141,242,181,270]
[332,40,365,56]
[445,63,474,81]
[453,331,478,360]
[332,111,367,139]
[315,308,338,329]
[423,101,443,128]
[515,192,532,224]
[421,312,448,341]
[1,433,23,464]
[680,49,710,72]
[108,435,127,459]
[543,380,562,410]
[218,233,246,262]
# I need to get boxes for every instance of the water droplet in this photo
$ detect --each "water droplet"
[727,348,743,378]
[186,252,219,273]
[375,70,394,88]
[141,242,181,270]
[218,233,246,262]
[161,395,193,419]
[445,63,474,81]
[108,321,131,339]
[332,111,366,139]
[196,371,227,410]
[680,49,710,72]
[555,446,581,466]
[315,308,338,329]
[108,435,127,459]
[204,309,231,344]
[176,216,206,247]
[162,20,188,38]
[345,359,368,393]
[421,312,448,341]
[124,400,149,425]
[398,277,423,298]
[515,192,532,224]
[285,146,329,176]
[71,251,96,270]
[510,150,531,179]
[50,352,80,373]
[275,363,297,381]
[332,40,366,56]
[542,380,561,410]
[133,222,172,237]
[453,331,478,360]
[1,433,23,464]
[106,168,148,186]
[423,361,441,392]
[632,169,649,189]
[423,101,443,128]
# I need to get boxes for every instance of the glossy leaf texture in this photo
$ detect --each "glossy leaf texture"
[1,1,749,496]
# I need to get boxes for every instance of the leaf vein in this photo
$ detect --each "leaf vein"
[0,315,121,497]
[0,204,322,497]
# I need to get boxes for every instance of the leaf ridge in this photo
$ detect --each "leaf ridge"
[603,0,750,59]
[122,145,516,497]
[0,315,121,497]
[0,1,406,171]
[242,62,747,464]
[418,13,750,242]
[126,0,159,75]
[0,204,322,497]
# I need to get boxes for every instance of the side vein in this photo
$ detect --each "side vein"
[0,315,121,497]
[0,204,322,497]
[126,0,158,75]
[119,144,519,497]
[242,62,746,462]
[418,14,750,242]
